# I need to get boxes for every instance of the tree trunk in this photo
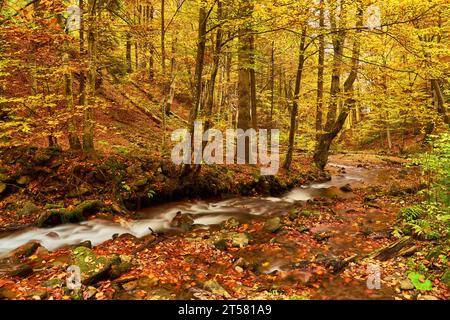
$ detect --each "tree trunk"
[64,53,81,150]
[431,79,449,124]
[250,33,257,129]
[149,5,154,82]
[284,27,306,170]
[315,0,325,136]
[82,0,96,153]
[166,38,177,115]
[161,0,166,75]
[126,33,132,73]
[205,1,223,128]
[313,2,363,170]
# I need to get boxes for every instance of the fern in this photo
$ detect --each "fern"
[398,206,423,222]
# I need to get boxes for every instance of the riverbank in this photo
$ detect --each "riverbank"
[2,153,449,300]
[0,146,320,231]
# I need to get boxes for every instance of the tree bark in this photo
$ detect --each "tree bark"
[313,2,363,170]
[431,79,449,124]
[82,0,96,153]
[250,33,257,129]
[315,0,325,136]
[284,27,306,170]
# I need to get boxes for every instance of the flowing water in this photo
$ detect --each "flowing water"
[0,162,398,299]
[0,163,371,256]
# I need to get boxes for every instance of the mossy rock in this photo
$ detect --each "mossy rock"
[71,247,112,285]
[16,176,30,185]
[264,217,282,233]
[19,201,41,218]
[9,264,33,278]
[37,200,103,227]
[441,270,450,287]
[11,241,41,258]
[109,260,133,279]
[43,278,65,288]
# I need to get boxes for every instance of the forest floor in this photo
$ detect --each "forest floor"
[1,152,449,300]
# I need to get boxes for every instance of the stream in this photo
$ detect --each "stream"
[0,163,371,256]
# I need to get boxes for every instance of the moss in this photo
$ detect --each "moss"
[71,247,112,285]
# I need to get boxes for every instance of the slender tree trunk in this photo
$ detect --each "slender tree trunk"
[126,33,132,73]
[431,79,449,124]
[284,27,306,170]
[166,38,177,114]
[205,1,223,128]
[82,0,96,153]
[79,0,86,108]
[161,0,166,75]
[64,53,81,150]
[315,0,325,137]
[149,5,154,81]
[249,33,257,129]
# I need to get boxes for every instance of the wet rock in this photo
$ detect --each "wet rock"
[441,270,450,287]
[234,265,244,273]
[77,240,92,249]
[19,202,41,218]
[170,211,194,231]
[340,184,352,192]
[133,177,148,188]
[213,239,228,251]
[37,200,103,227]
[71,247,112,285]
[11,241,40,258]
[35,246,49,257]
[313,230,332,241]
[204,279,231,298]
[28,290,48,300]
[230,233,249,248]
[233,257,249,268]
[9,264,33,278]
[83,286,97,299]
[288,209,299,221]
[264,217,282,233]
[399,279,415,290]
[16,176,30,185]
[43,278,65,288]
[109,260,132,279]
[46,231,59,238]
[297,225,310,233]
[122,280,138,291]
[222,217,240,229]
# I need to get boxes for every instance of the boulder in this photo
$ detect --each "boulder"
[19,201,41,218]
[11,241,41,258]
[399,279,415,290]
[170,211,194,231]
[204,279,231,298]
[264,217,282,233]
[71,247,113,285]
[9,264,33,278]
[16,176,30,185]
[37,200,104,227]
[43,278,65,288]
[441,270,450,287]
[230,233,249,248]
[71,247,131,285]
[340,184,353,192]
